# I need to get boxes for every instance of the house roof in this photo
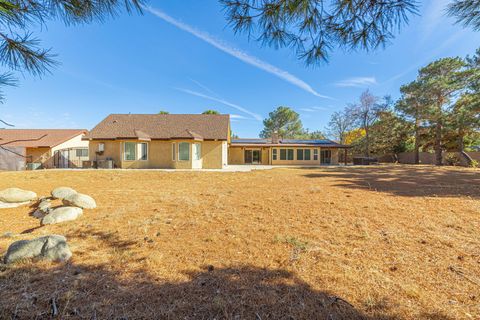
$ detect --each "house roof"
[84,114,230,141]
[231,138,349,148]
[0,129,87,148]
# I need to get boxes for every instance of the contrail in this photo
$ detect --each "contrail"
[175,87,263,121]
[145,6,331,99]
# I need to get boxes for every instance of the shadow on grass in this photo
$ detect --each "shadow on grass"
[298,165,480,198]
[0,262,401,320]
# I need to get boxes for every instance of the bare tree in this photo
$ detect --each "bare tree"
[347,90,390,156]
[326,110,353,144]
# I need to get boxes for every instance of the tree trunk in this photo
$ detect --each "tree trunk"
[457,129,465,153]
[434,121,443,166]
[414,122,420,164]
[365,127,370,157]
[414,108,420,164]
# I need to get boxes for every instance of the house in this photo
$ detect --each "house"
[83,114,230,169]
[0,129,89,170]
[228,134,348,165]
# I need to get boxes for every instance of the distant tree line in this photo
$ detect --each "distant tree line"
[325,49,480,166]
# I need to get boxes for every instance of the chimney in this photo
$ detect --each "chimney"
[271,131,279,144]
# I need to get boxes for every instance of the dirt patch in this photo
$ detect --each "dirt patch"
[0,165,479,319]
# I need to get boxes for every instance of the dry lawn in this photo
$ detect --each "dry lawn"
[0,165,479,319]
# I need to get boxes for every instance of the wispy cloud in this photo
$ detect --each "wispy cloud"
[335,77,377,88]
[145,6,331,99]
[299,106,329,113]
[175,87,263,121]
[230,114,247,119]
[421,0,450,41]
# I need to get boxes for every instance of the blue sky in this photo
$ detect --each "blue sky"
[1,0,479,137]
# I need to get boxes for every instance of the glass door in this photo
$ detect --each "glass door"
[252,150,261,164]
[321,150,331,164]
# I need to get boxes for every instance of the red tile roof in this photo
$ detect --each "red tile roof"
[84,114,230,141]
[0,129,87,148]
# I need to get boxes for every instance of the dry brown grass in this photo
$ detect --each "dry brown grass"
[0,165,479,319]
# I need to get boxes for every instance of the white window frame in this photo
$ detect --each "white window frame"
[124,142,137,161]
[178,142,190,161]
[314,149,319,161]
[139,142,148,161]
[272,148,277,161]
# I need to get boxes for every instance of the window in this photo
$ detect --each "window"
[179,142,190,161]
[272,148,277,160]
[124,142,136,161]
[305,149,311,160]
[172,143,176,161]
[280,149,287,160]
[75,148,88,157]
[140,143,148,160]
[313,149,319,161]
[287,149,294,160]
[297,149,304,161]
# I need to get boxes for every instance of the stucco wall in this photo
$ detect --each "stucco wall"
[87,139,225,169]
[26,147,51,167]
[51,134,89,153]
[229,147,245,165]
[200,141,224,169]
[88,140,122,167]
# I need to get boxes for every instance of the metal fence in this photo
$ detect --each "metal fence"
[53,148,89,168]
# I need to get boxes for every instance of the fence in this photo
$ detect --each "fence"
[0,146,26,171]
[378,152,480,166]
[53,148,89,168]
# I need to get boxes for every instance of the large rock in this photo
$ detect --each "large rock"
[64,193,96,209]
[41,207,83,225]
[0,188,37,203]
[51,187,77,200]
[37,199,52,213]
[0,201,30,209]
[3,235,72,264]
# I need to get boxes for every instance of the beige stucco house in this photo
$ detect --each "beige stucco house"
[0,129,89,170]
[228,135,348,166]
[83,114,230,169]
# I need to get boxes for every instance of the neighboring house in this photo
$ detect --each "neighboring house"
[229,134,348,165]
[83,114,230,169]
[0,129,89,170]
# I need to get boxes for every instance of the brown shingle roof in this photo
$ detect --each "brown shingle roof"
[84,114,230,141]
[0,129,87,148]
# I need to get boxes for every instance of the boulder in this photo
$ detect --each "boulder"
[0,188,37,203]
[0,201,30,209]
[51,187,77,200]
[41,207,83,225]
[64,193,96,209]
[3,235,72,264]
[38,199,52,213]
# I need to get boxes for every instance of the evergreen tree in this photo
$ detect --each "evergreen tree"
[260,106,304,138]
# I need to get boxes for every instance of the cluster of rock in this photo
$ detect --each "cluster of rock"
[1,187,97,264]
[36,187,96,225]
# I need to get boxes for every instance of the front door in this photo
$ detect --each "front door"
[245,149,261,164]
[192,143,202,169]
